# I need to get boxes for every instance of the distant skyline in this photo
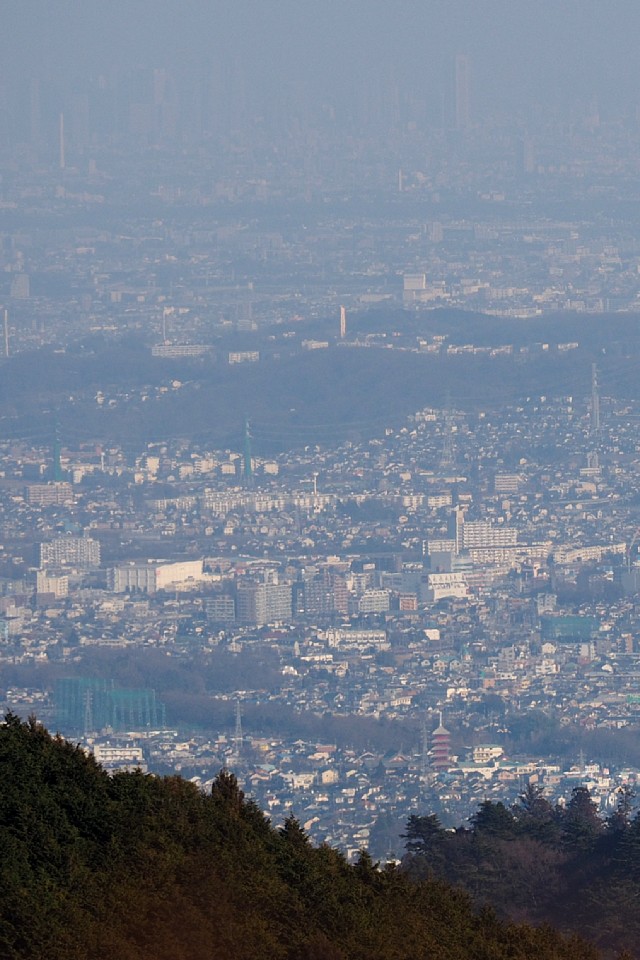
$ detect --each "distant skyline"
[3,1,640,127]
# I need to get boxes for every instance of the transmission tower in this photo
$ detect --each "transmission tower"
[53,417,63,481]
[590,363,600,436]
[243,418,253,488]
[83,688,94,737]
[578,748,586,779]
[234,700,243,759]
[439,396,455,471]
[421,715,430,780]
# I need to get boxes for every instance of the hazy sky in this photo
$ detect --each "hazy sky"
[3,1,640,119]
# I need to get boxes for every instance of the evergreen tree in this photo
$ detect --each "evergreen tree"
[561,787,603,850]
[403,813,445,854]
[512,783,559,841]
[606,785,634,835]
[0,716,604,960]
[470,800,518,838]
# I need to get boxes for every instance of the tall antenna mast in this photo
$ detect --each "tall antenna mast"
[53,417,63,482]
[83,688,94,736]
[591,362,600,435]
[439,393,454,471]
[3,309,9,359]
[243,417,253,488]
[421,715,429,779]
[234,700,243,760]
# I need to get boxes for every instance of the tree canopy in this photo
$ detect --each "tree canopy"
[0,715,598,960]
[403,786,640,958]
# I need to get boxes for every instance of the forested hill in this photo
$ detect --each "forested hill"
[0,716,596,960]
[402,789,640,959]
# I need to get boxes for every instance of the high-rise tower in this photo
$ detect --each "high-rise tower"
[454,54,471,130]
[521,135,536,175]
[30,78,41,147]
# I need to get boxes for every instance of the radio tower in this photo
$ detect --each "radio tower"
[439,395,455,472]
[591,363,601,436]
[421,715,430,780]
[233,700,243,760]
[53,418,63,481]
[83,688,94,736]
[243,417,253,488]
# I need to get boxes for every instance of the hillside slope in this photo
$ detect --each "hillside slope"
[0,715,597,960]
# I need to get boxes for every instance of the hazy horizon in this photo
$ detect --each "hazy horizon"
[3,1,640,131]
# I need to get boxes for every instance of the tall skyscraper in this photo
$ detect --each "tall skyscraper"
[454,54,471,130]
[29,78,41,146]
[10,273,29,299]
[521,135,536,175]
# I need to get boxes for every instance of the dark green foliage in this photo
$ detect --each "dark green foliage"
[0,331,631,453]
[403,791,640,958]
[606,785,635,835]
[511,783,561,843]
[470,800,518,838]
[0,715,597,960]
[403,813,445,854]
[560,787,604,850]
